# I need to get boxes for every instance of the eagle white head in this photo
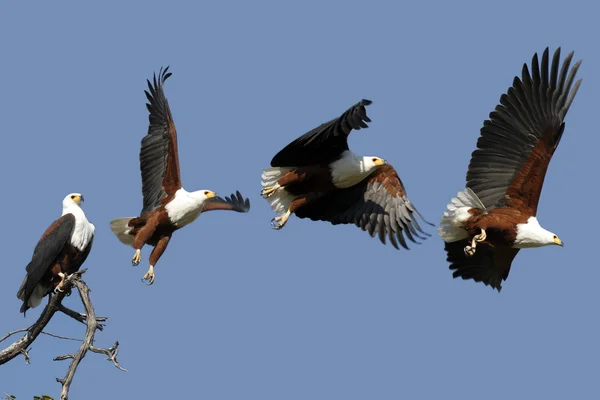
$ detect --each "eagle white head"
[362,156,388,172]
[63,193,84,209]
[192,190,217,202]
[514,217,563,248]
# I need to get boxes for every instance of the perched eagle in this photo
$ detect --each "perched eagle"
[17,193,95,314]
[261,100,431,249]
[439,48,582,291]
[110,67,250,285]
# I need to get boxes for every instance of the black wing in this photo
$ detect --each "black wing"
[17,214,75,313]
[295,165,431,249]
[466,48,581,211]
[202,191,251,213]
[140,66,182,215]
[445,241,519,292]
[270,99,372,167]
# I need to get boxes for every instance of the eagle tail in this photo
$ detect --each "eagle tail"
[261,167,295,215]
[17,277,47,314]
[439,188,486,243]
[109,217,136,247]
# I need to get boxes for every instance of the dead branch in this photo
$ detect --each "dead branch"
[54,279,125,399]
[0,271,81,365]
[0,270,125,400]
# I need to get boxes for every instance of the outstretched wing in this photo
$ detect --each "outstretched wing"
[445,241,519,292]
[295,165,431,249]
[202,191,251,213]
[270,99,372,167]
[140,66,181,214]
[17,214,75,313]
[467,48,581,214]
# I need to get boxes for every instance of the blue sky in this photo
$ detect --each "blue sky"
[1,1,598,398]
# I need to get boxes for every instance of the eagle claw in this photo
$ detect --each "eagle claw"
[261,185,279,199]
[132,249,142,266]
[270,210,291,230]
[142,266,155,285]
[270,217,284,230]
[464,245,476,257]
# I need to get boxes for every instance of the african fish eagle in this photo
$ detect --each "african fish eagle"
[261,99,431,249]
[439,48,582,291]
[17,193,95,314]
[110,67,250,285]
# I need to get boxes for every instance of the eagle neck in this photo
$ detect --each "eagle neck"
[165,188,206,227]
[329,150,374,189]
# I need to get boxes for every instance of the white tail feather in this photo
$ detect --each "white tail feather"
[27,284,47,309]
[439,188,486,243]
[110,217,136,247]
[261,167,295,215]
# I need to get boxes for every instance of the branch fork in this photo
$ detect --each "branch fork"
[0,269,125,400]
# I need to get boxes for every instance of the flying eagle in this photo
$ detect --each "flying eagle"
[110,67,250,285]
[17,194,95,314]
[439,48,582,291]
[261,99,431,249]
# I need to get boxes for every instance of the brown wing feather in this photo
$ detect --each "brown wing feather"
[295,165,431,249]
[465,48,581,214]
[140,67,182,215]
[446,241,519,292]
[504,125,562,215]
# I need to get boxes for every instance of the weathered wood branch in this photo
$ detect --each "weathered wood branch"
[0,270,125,400]
[54,279,125,400]
[0,271,83,365]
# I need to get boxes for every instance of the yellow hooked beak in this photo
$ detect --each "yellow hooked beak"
[553,236,563,246]
[71,194,83,204]
[204,191,217,199]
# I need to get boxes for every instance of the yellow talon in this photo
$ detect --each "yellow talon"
[142,265,155,285]
[261,185,280,198]
[270,210,291,230]
[54,272,67,294]
[132,249,142,266]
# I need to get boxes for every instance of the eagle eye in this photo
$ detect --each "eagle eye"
[372,158,378,162]
[71,195,76,199]
[204,191,209,195]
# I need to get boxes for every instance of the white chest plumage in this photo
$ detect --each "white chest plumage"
[65,207,95,251]
[165,188,205,228]
[329,151,373,189]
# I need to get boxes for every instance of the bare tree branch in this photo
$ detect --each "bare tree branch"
[54,279,125,400]
[0,270,125,400]
[0,270,82,365]
[90,342,127,372]
[56,303,107,330]
[40,332,82,342]
[0,327,31,343]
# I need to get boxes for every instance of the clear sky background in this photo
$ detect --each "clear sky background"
[0,1,598,399]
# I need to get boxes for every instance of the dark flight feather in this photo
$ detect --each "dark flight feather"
[140,66,182,214]
[466,48,581,213]
[270,99,372,167]
[17,214,75,313]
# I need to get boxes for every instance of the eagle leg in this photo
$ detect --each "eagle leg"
[142,265,155,285]
[261,184,280,199]
[132,249,142,266]
[53,272,67,294]
[464,229,487,257]
[271,210,291,230]
[142,235,170,285]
